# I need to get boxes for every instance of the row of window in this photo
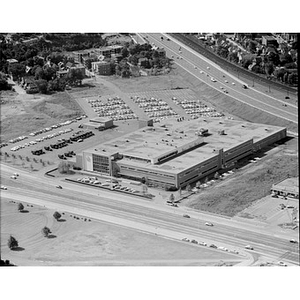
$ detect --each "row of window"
[119,165,175,180]
[123,155,151,164]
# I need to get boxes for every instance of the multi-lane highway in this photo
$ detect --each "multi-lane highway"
[1,164,299,265]
[139,33,298,125]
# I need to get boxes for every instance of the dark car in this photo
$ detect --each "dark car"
[56,185,62,189]
[183,214,190,218]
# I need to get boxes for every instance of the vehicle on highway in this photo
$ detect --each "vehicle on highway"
[166,38,170,41]
[225,80,228,83]
[183,214,190,218]
[209,244,217,248]
[182,238,189,242]
[194,66,197,69]
[223,90,228,94]
[278,261,287,266]
[211,77,217,82]
[1,185,8,190]
[289,239,298,243]
[11,175,17,179]
[13,173,19,177]
[56,185,63,189]
[206,67,210,70]
[205,222,213,226]
[243,84,248,89]
[199,70,204,74]
[191,239,198,244]
[245,245,254,250]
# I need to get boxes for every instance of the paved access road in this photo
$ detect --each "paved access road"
[142,33,298,125]
[1,164,299,265]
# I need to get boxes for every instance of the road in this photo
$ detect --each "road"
[1,163,299,265]
[141,33,298,125]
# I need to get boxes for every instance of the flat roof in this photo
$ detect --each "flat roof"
[84,117,286,174]
[90,117,113,123]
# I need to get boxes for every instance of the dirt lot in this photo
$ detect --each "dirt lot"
[0,198,240,266]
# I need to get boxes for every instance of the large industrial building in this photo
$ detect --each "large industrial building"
[75,118,287,189]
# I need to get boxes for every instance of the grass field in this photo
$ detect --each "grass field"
[1,199,240,266]
[0,91,83,142]
[185,141,298,217]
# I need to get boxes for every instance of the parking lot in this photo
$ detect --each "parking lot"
[0,117,141,167]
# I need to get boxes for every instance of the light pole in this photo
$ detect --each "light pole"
[110,156,114,190]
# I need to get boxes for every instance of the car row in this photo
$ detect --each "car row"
[171,97,224,119]
[28,116,87,137]
[131,95,179,123]
[87,96,138,121]
[181,237,239,253]
[76,177,139,193]
[0,142,8,148]
[10,128,74,152]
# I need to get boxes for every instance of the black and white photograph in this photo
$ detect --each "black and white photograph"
[0,1,299,299]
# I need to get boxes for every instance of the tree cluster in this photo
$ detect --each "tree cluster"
[210,34,298,85]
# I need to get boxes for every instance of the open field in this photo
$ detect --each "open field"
[0,90,83,142]
[0,198,240,266]
[184,137,298,217]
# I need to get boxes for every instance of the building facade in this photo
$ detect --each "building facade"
[75,118,287,189]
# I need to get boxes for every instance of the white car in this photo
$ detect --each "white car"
[206,67,210,70]
[245,245,254,250]
[211,77,217,82]
[13,173,19,176]
[1,185,7,190]
[11,175,17,179]
[205,222,214,226]
[225,80,228,83]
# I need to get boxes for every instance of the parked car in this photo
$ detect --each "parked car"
[1,185,8,190]
[183,214,190,218]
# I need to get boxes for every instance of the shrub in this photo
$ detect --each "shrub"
[53,211,61,221]
[7,235,18,250]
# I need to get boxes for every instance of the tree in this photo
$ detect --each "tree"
[35,79,48,93]
[195,181,201,188]
[170,193,175,203]
[214,172,220,180]
[53,211,61,221]
[8,235,18,250]
[42,226,51,237]
[186,184,192,192]
[58,161,71,174]
[18,203,24,212]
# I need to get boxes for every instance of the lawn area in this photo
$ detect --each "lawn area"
[1,199,240,266]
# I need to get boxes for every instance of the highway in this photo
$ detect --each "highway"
[140,33,298,125]
[1,164,299,265]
